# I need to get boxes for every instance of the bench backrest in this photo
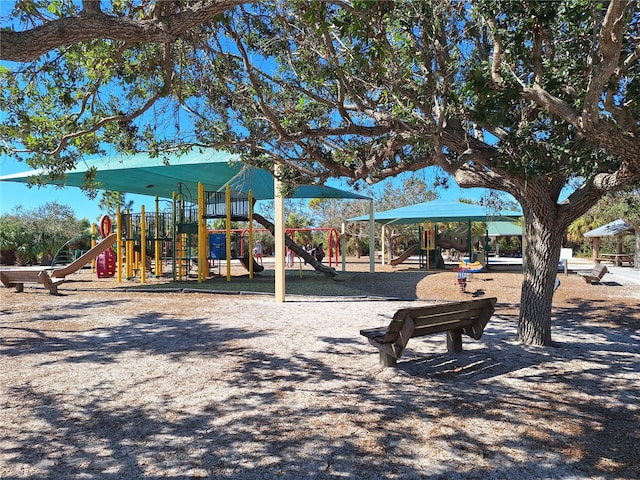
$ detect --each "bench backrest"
[591,263,608,278]
[380,298,497,356]
[0,269,42,285]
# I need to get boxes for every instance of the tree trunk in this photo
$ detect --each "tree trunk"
[385,234,393,264]
[517,209,564,346]
[634,229,640,271]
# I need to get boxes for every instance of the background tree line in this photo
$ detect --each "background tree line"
[1,181,636,277]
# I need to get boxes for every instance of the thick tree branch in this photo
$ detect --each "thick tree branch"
[81,0,102,16]
[484,17,504,85]
[450,164,517,193]
[582,0,628,128]
[520,84,582,124]
[1,0,247,62]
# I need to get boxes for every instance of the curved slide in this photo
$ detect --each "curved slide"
[389,244,420,266]
[239,252,265,273]
[436,236,469,253]
[50,233,117,278]
[437,226,470,253]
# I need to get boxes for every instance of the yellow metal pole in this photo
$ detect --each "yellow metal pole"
[155,197,161,277]
[198,182,206,283]
[226,184,231,282]
[116,207,123,283]
[91,223,97,272]
[179,234,186,279]
[172,193,177,282]
[141,205,146,284]
[248,190,254,279]
[126,210,133,279]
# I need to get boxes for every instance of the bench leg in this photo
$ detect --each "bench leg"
[446,330,463,353]
[15,283,24,293]
[379,351,397,367]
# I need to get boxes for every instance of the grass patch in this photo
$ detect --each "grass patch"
[116,269,419,299]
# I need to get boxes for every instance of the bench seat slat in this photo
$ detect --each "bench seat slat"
[0,269,65,294]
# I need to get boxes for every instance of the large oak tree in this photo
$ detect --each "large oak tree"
[1,0,639,345]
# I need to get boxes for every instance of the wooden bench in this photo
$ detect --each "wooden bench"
[0,269,66,294]
[578,264,608,284]
[360,297,497,367]
[593,257,613,264]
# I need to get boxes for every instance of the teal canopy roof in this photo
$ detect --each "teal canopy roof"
[486,221,523,236]
[348,200,522,225]
[0,149,370,202]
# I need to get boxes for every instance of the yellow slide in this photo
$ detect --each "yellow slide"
[50,233,117,278]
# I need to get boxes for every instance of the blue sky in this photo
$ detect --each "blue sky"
[0,155,161,222]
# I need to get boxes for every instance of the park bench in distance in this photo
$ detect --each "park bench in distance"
[360,297,497,367]
[0,269,66,295]
[578,263,608,284]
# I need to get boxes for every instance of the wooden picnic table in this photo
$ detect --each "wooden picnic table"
[598,253,635,267]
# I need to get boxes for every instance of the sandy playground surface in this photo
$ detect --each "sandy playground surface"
[1,259,639,479]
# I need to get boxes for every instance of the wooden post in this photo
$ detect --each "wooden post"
[592,237,601,260]
[274,166,286,302]
[341,222,346,272]
[446,330,464,353]
[91,223,97,272]
[369,199,375,273]
[379,351,397,367]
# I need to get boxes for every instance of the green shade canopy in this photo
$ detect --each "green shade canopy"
[0,149,370,202]
[348,200,522,225]
[486,221,523,236]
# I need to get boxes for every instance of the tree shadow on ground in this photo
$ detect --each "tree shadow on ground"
[0,298,268,364]
[2,295,639,479]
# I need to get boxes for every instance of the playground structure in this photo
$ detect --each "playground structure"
[112,184,254,283]
[387,223,444,268]
[208,228,268,274]
[104,182,343,284]
[208,227,340,273]
[388,222,491,270]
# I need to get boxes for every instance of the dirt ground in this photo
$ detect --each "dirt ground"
[1,260,639,479]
